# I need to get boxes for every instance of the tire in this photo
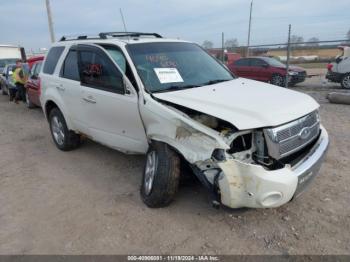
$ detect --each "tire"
[140,142,180,208]
[25,91,35,109]
[49,108,80,151]
[271,74,285,87]
[340,74,350,89]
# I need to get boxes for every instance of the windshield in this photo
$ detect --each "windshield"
[262,57,286,68]
[127,42,234,93]
[0,58,18,69]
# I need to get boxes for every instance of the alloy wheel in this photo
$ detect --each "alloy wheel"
[51,116,65,146]
[144,150,157,195]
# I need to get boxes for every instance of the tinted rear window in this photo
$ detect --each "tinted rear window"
[43,46,65,74]
[60,50,80,81]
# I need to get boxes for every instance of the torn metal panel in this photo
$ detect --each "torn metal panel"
[140,96,230,163]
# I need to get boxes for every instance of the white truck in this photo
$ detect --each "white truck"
[326,46,350,89]
[0,45,24,72]
[40,32,329,209]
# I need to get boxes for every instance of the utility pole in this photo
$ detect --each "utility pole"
[285,24,291,88]
[246,0,253,57]
[45,0,55,43]
[222,32,225,63]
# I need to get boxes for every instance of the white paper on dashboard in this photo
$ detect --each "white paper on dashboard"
[154,68,184,84]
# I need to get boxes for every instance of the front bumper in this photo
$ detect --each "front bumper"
[289,72,307,84]
[217,125,329,208]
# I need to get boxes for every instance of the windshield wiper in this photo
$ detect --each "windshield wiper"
[201,79,231,86]
[152,84,200,93]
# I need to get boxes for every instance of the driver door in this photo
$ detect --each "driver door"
[76,44,148,154]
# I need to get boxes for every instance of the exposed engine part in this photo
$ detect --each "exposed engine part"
[253,131,273,166]
[228,133,252,154]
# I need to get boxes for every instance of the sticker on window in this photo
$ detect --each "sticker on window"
[154,68,184,84]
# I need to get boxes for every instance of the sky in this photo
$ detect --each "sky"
[1,0,349,52]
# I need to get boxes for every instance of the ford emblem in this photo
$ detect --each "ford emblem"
[299,127,311,140]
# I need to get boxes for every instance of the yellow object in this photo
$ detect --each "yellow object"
[12,68,26,85]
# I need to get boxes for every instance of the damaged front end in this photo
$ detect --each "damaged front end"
[141,97,329,209]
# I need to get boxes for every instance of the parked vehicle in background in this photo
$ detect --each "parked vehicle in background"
[228,57,307,87]
[25,60,43,108]
[27,55,44,70]
[0,64,16,97]
[0,45,26,73]
[40,32,328,210]
[326,46,350,89]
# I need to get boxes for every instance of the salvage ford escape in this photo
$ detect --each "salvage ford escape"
[40,32,329,209]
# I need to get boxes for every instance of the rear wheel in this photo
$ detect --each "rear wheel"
[49,108,80,151]
[271,74,285,87]
[341,74,350,89]
[140,142,180,208]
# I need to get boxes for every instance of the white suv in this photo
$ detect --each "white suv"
[326,46,350,89]
[40,32,329,209]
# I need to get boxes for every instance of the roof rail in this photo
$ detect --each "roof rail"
[59,32,163,42]
[59,35,101,42]
[99,32,163,39]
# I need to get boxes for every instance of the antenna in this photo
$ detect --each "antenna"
[119,8,129,41]
[120,8,128,33]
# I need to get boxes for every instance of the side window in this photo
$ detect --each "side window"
[251,59,266,67]
[35,62,42,75]
[99,44,138,91]
[79,50,124,94]
[30,64,37,76]
[43,46,65,74]
[60,50,80,81]
[235,59,249,66]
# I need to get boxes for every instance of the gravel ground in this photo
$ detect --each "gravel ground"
[0,75,349,255]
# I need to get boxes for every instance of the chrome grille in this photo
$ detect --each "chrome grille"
[264,111,320,159]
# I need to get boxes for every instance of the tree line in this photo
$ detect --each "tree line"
[202,29,350,49]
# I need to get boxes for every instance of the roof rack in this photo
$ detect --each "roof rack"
[59,32,162,42]
[99,32,162,39]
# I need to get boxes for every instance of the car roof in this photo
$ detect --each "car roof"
[50,36,191,49]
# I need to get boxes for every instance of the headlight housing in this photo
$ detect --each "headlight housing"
[288,71,298,76]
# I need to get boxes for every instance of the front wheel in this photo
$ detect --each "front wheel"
[271,74,285,87]
[341,74,350,89]
[140,142,180,208]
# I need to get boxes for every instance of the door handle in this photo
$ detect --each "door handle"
[83,96,96,104]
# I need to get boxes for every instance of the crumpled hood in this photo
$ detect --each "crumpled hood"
[153,78,319,130]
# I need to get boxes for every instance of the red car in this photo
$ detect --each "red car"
[228,57,307,87]
[25,59,43,108]
[27,56,44,70]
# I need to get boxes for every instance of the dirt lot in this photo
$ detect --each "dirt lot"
[0,74,349,255]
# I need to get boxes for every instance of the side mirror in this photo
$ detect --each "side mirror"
[335,57,342,64]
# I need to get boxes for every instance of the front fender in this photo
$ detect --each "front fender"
[140,95,229,163]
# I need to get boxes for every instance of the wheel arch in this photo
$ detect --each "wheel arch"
[44,100,74,130]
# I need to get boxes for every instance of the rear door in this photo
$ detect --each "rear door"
[58,47,88,133]
[76,44,147,153]
[233,58,251,78]
[250,58,269,81]
[26,62,41,105]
